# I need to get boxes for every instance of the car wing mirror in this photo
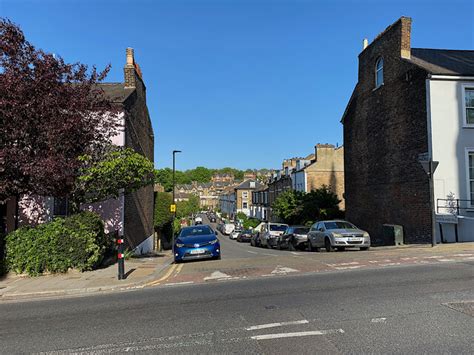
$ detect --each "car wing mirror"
[319,228,324,232]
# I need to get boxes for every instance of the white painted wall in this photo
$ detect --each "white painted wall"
[292,171,307,192]
[429,78,474,219]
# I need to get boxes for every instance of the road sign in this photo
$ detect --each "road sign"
[419,160,439,176]
[170,204,176,213]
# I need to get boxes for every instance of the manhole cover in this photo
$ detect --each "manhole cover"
[265,305,277,310]
[443,301,474,317]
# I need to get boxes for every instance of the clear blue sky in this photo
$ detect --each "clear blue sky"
[2,0,473,170]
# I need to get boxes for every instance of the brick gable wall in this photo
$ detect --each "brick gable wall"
[343,18,432,245]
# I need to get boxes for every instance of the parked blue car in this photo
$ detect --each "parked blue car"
[174,225,221,262]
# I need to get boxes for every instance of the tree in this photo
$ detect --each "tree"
[73,146,156,206]
[302,186,342,221]
[272,190,304,225]
[0,19,120,201]
[154,192,173,230]
[176,195,200,219]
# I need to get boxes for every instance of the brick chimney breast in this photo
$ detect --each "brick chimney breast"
[124,47,136,88]
[400,17,412,59]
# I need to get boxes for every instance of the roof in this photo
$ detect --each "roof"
[409,48,474,76]
[235,180,265,190]
[99,83,135,103]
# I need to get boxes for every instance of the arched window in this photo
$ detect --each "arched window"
[375,57,384,88]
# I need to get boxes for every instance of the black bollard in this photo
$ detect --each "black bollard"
[117,237,125,280]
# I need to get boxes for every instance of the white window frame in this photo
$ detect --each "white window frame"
[461,84,474,128]
[242,202,248,209]
[242,191,248,199]
[466,148,474,208]
[375,57,384,88]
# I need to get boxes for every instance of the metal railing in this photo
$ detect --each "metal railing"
[436,199,473,215]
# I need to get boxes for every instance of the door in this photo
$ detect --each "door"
[315,222,325,247]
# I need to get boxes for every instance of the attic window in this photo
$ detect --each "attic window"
[375,57,384,88]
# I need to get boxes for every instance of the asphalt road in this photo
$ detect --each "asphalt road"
[1,261,473,354]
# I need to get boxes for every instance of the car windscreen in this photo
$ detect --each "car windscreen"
[242,230,252,234]
[294,227,309,234]
[324,221,356,230]
[180,226,213,237]
[270,224,288,232]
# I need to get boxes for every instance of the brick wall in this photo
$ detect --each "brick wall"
[343,17,432,244]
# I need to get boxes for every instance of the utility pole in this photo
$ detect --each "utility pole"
[172,150,181,252]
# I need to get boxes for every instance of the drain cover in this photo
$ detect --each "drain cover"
[443,301,474,317]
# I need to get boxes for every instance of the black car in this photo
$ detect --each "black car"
[209,216,216,223]
[250,232,261,247]
[236,229,254,243]
[276,226,310,250]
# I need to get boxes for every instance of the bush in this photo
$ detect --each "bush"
[5,211,109,276]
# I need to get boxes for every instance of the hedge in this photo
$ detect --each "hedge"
[5,211,110,276]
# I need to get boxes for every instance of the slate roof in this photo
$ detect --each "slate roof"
[409,49,474,76]
[235,180,265,190]
[99,83,135,103]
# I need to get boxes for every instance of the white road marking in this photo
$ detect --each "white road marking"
[204,271,232,281]
[371,317,387,323]
[247,250,258,254]
[454,253,473,257]
[327,262,360,267]
[380,262,402,266]
[262,253,278,257]
[291,252,302,256]
[334,266,362,270]
[251,329,344,340]
[245,319,309,331]
[438,259,456,262]
[271,266,299,274]
[164,281,194,286]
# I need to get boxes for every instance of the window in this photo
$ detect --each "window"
[375,57,384,88]
[242,191,248,199]
[243,202,248,209]
[464,87,474,126]
[469,151,474,206]
[53,197,68,216]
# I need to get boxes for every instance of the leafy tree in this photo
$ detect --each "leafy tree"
[273,190,304,225]
[72,147,156,207]
[236,212,247,221]
[176,195,200,219]
[0,18,119,201]
[154,192,173,230]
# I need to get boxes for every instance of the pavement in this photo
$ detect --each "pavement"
[0,213,472,302]
[0,262,473,354]
[0,251,173,301]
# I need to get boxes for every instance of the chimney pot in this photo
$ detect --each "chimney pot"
[363,38,368,49]
[126,47,134,66]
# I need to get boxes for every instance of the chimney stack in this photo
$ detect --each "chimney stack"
[124,47,144,89]
[400,17,412,59]
[363,38,368,50]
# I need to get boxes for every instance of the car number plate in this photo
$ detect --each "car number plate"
[348,238,362,242]
[190,249,206,255]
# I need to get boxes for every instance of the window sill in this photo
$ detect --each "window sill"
[462,124,474,129]
[372,83,384,92]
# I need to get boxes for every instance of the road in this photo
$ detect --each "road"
[0,261,473,354]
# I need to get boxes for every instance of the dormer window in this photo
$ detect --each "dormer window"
[375,57,384,88]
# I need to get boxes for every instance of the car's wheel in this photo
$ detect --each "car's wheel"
[360,247,370,251]
[288,239,295,251]
[336,247,346,252]
[325,238,334,252]
[307,241,315,252]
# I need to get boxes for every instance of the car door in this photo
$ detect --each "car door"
[312,222,322,247]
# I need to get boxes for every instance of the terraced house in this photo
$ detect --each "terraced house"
[342,17,474,245]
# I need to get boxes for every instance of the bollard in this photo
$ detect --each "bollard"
[117,237,125,280]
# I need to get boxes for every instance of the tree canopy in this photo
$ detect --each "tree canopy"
[0,18,120,201]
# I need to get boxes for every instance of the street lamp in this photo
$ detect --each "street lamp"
[172,150,182,252]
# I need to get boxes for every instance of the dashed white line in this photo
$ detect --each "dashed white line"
[251,329,345,340]
[245,320,309,331]
[371,317,387,323]
[246,251,258,254]
[334,266,362,270]
[164,281,194,286]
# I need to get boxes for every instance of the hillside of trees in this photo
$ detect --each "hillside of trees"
[155,167,272,192]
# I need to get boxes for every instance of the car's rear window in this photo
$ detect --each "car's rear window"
[270,224,288,232]
[324,222,356,230]
[180,226,212,237]
[294,227,309,234]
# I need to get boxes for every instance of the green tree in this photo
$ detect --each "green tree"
[72,147,156,207]
[273,190,304,225]
[176,195,200,219]
[154,192,173,230]
[302,186,342,222]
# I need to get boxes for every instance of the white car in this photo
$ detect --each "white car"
[222,223,235,235]
[258,223,289,248]
[194,216,203,225]
[230,229,241,240]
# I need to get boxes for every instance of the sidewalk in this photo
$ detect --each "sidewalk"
[0,251,173,301]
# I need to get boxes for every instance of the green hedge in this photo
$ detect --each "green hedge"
[5,211,110,276]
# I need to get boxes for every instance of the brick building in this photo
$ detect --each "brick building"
[342,17,474,244]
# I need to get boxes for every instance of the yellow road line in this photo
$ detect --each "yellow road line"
[146,263,178,287]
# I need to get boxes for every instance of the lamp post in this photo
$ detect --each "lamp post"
[172,150,182,252]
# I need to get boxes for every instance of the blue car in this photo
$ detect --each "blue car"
[174,225,221,262]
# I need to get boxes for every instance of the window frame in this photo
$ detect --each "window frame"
[462,84,474,128]
[375,57,384,89]
[466,148,474,208]
[53,197,69,217]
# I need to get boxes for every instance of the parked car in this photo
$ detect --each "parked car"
[221,223,235,236]
[250,231,261,247]
[174,225,221,262]
[194,216,203,225]
[230,228,242,240]
[216,223,224,233]
[307,220,371,252]
[209,215,216,223]
[276,226,310,250]
[237,230,254,243]
[258,223,289,248]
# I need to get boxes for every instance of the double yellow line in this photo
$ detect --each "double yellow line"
[146,263,184,287]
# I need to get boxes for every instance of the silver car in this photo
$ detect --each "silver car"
[307,220,370,252]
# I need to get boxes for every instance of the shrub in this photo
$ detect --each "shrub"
[5,211,109,276]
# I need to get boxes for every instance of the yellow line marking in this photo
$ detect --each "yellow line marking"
[146,263,178,287]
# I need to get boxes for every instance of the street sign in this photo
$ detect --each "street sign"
[170,204,176,212]
[419,160,439,176]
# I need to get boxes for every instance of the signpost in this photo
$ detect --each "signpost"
[418,153,439,247]
[170,204,176,213]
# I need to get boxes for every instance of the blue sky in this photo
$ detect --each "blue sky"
[2,0,473,170]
